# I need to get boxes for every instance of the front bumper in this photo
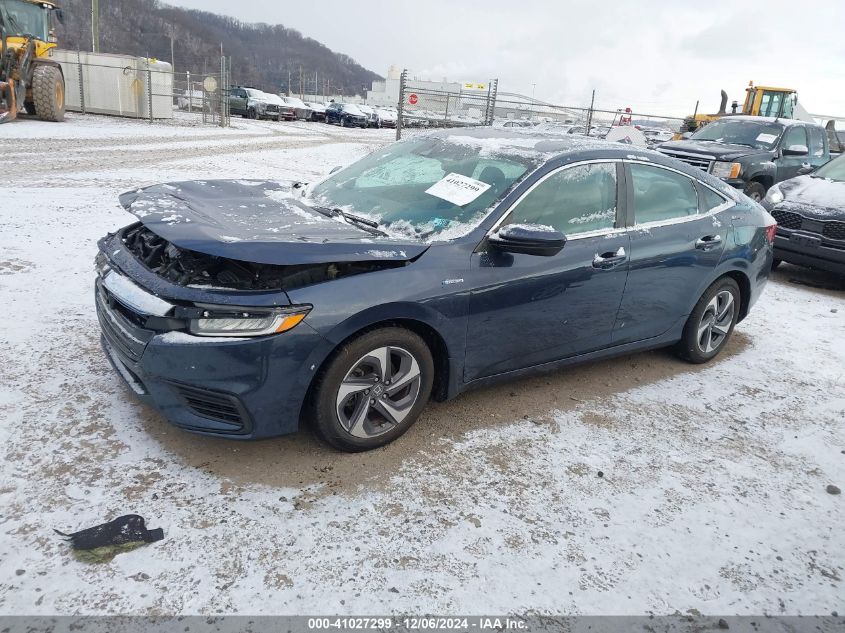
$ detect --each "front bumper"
[95,276,332,439]
[773,230,845,275]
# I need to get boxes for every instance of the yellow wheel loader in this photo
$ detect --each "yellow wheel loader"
[0,0,65,123]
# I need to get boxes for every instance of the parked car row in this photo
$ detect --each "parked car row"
[227,86,396,127]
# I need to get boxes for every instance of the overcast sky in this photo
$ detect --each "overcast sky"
[167,0,844,118]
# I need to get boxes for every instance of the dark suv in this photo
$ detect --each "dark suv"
[657,116,831,201]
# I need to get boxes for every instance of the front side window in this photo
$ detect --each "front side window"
[0,0,49,40]
[782,126,808,151]
[630,164,698,224]
[502,163,617,235]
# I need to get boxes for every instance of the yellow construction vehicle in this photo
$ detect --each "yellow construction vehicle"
[678,82,799,135]
[0,0,65,123]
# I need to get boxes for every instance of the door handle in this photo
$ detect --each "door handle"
[592,247,627,269]
[695,235,722,250]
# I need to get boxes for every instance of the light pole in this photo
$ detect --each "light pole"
[91,0,99,53]
[531,83,536,102]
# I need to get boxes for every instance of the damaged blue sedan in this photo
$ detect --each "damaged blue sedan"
[95,129,775,451]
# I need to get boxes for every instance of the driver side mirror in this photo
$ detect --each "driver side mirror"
[681,131,693,139]
[54,9,65,24]
[488,224,566,257]
[796,165,815,176]
[782,144,809,157]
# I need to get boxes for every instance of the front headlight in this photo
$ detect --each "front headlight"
[189,305,311,337]
[711,161,742,179]
[764,184,784,205]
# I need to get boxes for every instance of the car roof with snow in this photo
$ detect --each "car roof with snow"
[711,115,810,127]
[425,127,744,199]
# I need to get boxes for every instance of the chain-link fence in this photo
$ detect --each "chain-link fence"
[52,50,230,127]
[493,95,687,146]
[396,69,498,139]
[394,66,688,147]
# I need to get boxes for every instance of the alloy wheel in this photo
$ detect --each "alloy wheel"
[335,346,422,439]
[696,290,735,353]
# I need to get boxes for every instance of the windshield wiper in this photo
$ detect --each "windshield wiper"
[307,204,388,237]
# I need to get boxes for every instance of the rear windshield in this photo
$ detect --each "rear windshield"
[691,119,784,150]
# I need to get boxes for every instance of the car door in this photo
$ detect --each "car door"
[327,103,339,123]
[229,88,247,115]
[776,125,810,181]
[463,161,631,382]
[613,162,730,345]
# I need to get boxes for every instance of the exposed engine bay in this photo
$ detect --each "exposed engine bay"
[121,224,405,291]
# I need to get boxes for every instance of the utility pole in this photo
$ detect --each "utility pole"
[91,0,100,53]
[287,68,291,96]
[585,89,595,136]
[299,65,303,99]
[170,36,175,72]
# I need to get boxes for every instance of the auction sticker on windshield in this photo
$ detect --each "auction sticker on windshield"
[756,133,778,144]
[425,173,491,206]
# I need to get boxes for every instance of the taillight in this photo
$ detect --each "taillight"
[765,224,777,243]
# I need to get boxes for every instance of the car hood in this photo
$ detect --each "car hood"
[118,180,429,265]
[658,139,769,161]
[778,175,845,220]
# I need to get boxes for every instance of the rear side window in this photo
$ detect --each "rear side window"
[630,164,698,224]
[505,163,617,235]
[808,127,826,158]
[697,184,728,213]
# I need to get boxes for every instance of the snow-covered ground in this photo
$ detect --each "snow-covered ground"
[0,114,843,616]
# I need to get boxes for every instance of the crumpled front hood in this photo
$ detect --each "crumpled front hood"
[778,175,845,220]
[658,140,769,161]
[118,180,429,265]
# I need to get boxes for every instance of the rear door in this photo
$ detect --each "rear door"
[613,162,730,345]
[464,161,630,381]
[229,88,247,115]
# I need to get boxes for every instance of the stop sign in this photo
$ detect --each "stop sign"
[408,93,418,105]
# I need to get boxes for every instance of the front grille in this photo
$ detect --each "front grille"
[658,150,713,172]
[822,221,845,241]
[171,383,246,429]
[771,209,803,230]
[96,283,155,362]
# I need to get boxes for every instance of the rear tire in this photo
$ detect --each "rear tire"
[32,65,65,122]
[743,181,766,202]
[311,327,434,452]
[771,258,782,270]
[675,277,741,364]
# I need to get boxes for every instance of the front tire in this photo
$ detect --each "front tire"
[311,327,434,452]
[743,181,766,202]
[675,277,740,364]
[32,65,65,122]
[340,116,347,127]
